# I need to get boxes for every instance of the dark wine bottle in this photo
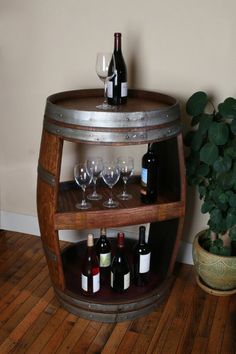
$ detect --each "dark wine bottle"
[111,232,130,292]
[95,228,111,284]
[107,32,128,105]
[81,233,100,294]
[140,143,158,204]
[133,226,151,286]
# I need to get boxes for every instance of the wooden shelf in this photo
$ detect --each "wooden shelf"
[55,178,185,230]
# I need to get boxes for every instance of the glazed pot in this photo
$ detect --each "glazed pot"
[192,230,236,294]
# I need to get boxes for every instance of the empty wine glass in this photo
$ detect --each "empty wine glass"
[87,157,104,200]
[101,161,120,208]
[74,163,93,210]
[95,52,112,109]
[117,156,134,200]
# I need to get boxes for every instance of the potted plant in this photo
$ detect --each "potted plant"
[185,91,236,295]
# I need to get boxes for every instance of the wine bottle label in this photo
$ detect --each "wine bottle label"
[93,272,100,293]
[111,271,130,290]
[121,82,128,97]
[81,273,100,293]
[141,168,148,186]
[124,272,130,289]
[107,81,113,98]
[81,273,88,291]
[139,253,151,273]
[99,252,111,267]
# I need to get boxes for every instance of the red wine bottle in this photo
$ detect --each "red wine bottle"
[140,143,158,204]
[107,32,128,105]
[111,232,130,292]
[133,226,151,286]
[95,228,111,284]
[81,233,100,294]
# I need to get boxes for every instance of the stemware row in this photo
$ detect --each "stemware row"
[74,157,134,210]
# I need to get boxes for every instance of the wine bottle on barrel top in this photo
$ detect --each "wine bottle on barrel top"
[107,32,128,105]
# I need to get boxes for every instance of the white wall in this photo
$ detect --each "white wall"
[0,0,236,243]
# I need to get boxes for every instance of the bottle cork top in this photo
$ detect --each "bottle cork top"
[87,233,94,247]
[117,232,125,247]
[100,228,106,235]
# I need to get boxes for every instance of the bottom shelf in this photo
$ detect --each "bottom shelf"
[58,238,174,322]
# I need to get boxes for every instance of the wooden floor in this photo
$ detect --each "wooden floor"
[0,231,235,354]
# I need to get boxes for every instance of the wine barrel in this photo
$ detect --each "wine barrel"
[44,89,181,145]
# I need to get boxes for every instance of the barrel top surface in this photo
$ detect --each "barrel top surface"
[44,89,181,144]
[46,88,178,113]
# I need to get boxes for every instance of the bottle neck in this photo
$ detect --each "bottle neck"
[114,33,122,52]
[117,232,125,248]
[139,227,146,245]
[87,233,94,247]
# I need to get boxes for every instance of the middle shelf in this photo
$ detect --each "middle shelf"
[55,177,185,230]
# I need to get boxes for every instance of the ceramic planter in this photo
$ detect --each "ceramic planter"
[192,230,236,295]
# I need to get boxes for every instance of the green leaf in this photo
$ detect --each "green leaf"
[208,122,229,145]
[196,163,209,177]
[200,142,218,165]
[213,155,232,173]
[191,115,200,126]
[230,119,236,134]
[218,192,228,204]
[191,131,204,152]
[186,91,208,116]
[198,114,213,135]
[218,97,236,119]
[226,209,236,229]
[217,171,234,190]
[210,208,222,224]
[229,193,236,207]
[213,238,223,248]
[209,245,220,255]
[229,226,236,241]
[201,200,214,213]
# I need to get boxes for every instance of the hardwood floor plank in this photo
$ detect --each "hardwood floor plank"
[86,323,115,354]
[55,317,90,353]
[0,287,54,353]
[146,265,192,353]
[115,330,139,353]
[70,320,102,353]
[101,321,131,354]
[220,296,236,354]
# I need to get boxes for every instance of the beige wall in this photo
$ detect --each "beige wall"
[1,0,235,242]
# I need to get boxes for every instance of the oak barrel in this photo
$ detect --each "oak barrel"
[37,89,185,322]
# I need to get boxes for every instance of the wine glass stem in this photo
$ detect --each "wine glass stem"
[81,187,86,205]
[93,178,97,194]
[109,186,113,203]
[123,180,127,194]
[104,79,108,103]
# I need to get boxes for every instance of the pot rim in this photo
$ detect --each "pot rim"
[194,229,236,260]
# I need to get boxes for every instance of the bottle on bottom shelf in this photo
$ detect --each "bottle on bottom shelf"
[111,232,130,293]
[81,233,100,294]
[95,228,111,284]
[133,226,151,286]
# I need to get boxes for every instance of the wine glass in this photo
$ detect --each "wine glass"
[87,157,104,200]
[74,163,93,209]
[95,52,112,109]
[101,161,120,208]
[117,156,134,200]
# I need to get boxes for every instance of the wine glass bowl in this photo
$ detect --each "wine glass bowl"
[74,163,93,210]
[101,161,120,208]
[117,156,134,200]
[87,157,104,200]
[95,52,112,109]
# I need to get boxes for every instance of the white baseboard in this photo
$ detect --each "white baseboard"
[0,210,193,265]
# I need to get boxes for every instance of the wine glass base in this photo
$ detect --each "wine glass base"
[117,193,132,200]
[96,103,116,110]
[75,202,92,210]
[87,193,102,201]
[103,200,119,208]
